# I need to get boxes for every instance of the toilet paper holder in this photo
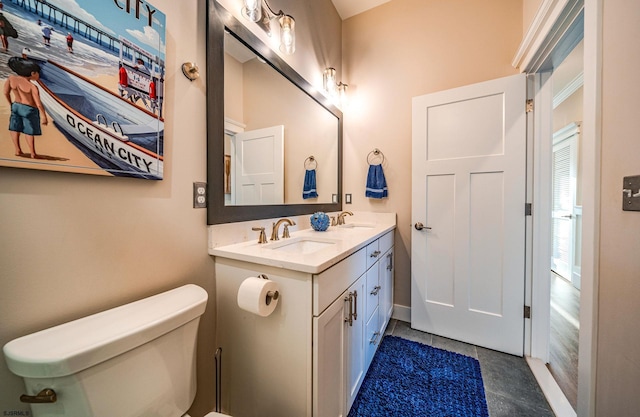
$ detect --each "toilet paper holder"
[258,274,279,305]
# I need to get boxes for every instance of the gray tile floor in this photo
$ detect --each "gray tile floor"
[384,320,555,417]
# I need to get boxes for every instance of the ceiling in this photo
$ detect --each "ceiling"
[331,0,392,20]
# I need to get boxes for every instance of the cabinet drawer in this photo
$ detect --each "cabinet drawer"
[313,248,366,316]
[378,230,394,255]
[366,240,380,270]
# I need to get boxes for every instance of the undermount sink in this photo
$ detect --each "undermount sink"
[264,237,339,254]
[338,222,376,229]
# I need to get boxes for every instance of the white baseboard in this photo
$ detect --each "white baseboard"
[526,357,576,417]
[392,304,410,322]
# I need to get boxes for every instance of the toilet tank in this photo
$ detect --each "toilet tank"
[3,284,208,417]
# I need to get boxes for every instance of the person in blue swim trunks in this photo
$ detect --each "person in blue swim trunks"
[3,57,48,158]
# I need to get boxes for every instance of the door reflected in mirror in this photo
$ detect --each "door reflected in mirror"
[223,33,339,206]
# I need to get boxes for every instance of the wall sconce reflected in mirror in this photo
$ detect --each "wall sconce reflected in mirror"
[241,0,296,55]
[323,67,348,99]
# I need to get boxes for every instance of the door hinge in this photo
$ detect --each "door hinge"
[524,305,531,319]
[525,203,532,216]
[526,99,534,113]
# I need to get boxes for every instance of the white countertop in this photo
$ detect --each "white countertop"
[210,213,396,274]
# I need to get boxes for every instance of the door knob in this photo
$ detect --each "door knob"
[414,222,432,231]
[560,214,573,219]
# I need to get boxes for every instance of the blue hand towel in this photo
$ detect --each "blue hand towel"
[365,164,388,199]
[303,169,318,199]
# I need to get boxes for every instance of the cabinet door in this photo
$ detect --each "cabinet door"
[345,275,366,413]
[379,248,394,334]
[313,292,347,417]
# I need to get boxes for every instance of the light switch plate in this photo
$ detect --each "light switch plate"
[345,194,352,204]
[622,175,640,211]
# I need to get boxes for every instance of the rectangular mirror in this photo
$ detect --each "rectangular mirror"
[207,1,342,224]
[224,33,339,206]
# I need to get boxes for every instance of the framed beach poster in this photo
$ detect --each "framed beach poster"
[0,0,166,180]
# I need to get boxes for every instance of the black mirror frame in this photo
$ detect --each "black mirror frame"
[206,1,343,225]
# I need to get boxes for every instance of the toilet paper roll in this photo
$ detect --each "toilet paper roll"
[237,277,280,317]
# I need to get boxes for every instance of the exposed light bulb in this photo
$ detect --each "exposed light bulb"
[323,67,337,96]
[279,15,295,55]
[242,0,262,22]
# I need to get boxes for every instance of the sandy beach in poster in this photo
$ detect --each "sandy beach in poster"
[0,73,119,177]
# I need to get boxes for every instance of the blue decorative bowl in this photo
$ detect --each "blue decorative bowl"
[310,212,330,231]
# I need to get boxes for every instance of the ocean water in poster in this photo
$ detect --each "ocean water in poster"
[0,0,166,179]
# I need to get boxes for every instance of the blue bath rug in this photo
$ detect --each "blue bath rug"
[348,336,489,417]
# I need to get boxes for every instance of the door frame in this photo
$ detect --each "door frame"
[515,1,601,417]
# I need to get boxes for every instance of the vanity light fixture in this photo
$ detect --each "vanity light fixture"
[241,0,296,55]
[323,67,348,97]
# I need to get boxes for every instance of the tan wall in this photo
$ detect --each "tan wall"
[596,0,640,414]
[553,87,583,132]
[523,0,544,37]
[224,53,245,122]
[342,0,522,307]
[0,1,217,415]
[242,58,339,205]
[1,1,342,416]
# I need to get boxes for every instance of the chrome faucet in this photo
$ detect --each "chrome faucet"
[270,218,296,241]
[336,211,353,226]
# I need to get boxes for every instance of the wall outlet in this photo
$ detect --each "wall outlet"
[345,193,352,204]
[193,182,207,208]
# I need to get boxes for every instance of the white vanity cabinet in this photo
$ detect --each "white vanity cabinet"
[214,228,394,417]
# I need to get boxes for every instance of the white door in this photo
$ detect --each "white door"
[233,125,284,205]
[551,123,580,288]
[411,74,527,356]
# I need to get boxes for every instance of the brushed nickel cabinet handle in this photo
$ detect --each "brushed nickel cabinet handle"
[344,293,353,326]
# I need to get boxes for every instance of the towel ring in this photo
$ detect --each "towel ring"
[304,156,318,170]
[367,148,385,165]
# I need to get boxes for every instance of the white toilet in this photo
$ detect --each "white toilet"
[3,284,228,417]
